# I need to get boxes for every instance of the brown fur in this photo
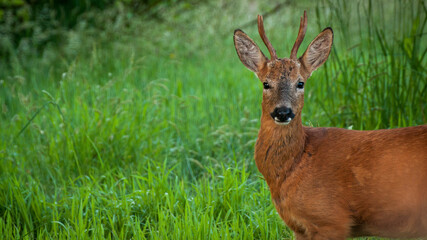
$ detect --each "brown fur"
[234,14,427,239]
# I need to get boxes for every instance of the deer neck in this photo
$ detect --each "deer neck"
[255,112,306,187]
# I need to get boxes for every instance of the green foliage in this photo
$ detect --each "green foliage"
[0,0,426,239]
[311,0,427,129]
[0,0,199,62]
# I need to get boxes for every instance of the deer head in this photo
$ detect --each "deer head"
[234,11,333,125]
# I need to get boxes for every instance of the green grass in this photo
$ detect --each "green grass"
[0,0,426,239]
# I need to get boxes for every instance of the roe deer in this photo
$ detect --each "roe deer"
[233,11,427,239]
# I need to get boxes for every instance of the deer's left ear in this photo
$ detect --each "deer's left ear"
[299,28,333,74]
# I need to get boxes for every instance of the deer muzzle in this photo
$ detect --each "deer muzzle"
[270,107,295,125]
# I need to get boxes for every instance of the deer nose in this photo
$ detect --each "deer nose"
[270,107,295,123]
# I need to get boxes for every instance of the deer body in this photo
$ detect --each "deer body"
[257,119,427,238]
[234,12,427,239]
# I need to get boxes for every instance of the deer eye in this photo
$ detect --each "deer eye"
[263,82,270,89]
[297,82,304,89]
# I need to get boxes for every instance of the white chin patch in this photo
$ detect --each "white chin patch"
[274,117,292,125]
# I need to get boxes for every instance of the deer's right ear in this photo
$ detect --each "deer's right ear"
[234,29,268,73]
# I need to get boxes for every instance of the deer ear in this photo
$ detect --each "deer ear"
[234,29,268,73]
[300,28,333,74]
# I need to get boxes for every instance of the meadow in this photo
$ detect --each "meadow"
[0,0,426,239]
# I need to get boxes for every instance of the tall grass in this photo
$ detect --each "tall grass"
[0,0,426,239]
[310,0,426,129]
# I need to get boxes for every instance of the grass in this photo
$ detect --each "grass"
[0,0,426,239]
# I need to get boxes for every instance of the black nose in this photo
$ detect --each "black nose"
[270,107,295,122]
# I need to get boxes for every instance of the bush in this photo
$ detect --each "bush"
[0,0,190,62]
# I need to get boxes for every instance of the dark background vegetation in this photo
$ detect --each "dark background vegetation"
[1,0,199,62]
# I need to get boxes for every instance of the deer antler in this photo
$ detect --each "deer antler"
[290,11,307,60]
[258,15,277,61]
